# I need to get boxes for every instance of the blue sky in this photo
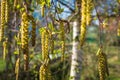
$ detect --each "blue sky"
[33,0,75,20]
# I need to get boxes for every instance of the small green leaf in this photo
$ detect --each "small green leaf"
[39,27,45,34]
[57,7,64,14]
[14,49,19,55]
[16,4,21,9]
[17,41,21,45]
[48,22,55,31]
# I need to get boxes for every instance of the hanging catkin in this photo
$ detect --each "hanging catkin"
[41,28,49,61]
[21,12,29,71]
[15,58,20,80]
[3,38,8,60]
[117,26,120,36]
[41,5,45,17]
[40,28,52,80]
[44,29,49,60]
[0,0,6,41]
[41,28,45,60]
[40,64,46,80]
[39,64,52,80]
[5,0,8,23]
[60,22,65,61]
[31,19,36,46]
[96,48,109,80]
[50,33,54,54]
[86,0,93,25]
[28,15,36,46]
[80,0,93,47]
[0,2,1,28]
[80,0,87,47]
[48,29,54,54]
[43,30,49,60]
[39,59,52,80]
[13,0,17,10]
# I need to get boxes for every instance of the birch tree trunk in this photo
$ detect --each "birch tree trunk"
[70,21,83,80]
[70,0,82,79]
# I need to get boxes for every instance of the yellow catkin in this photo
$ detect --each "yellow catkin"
[80,0,93,46]
[80,0,87,47]
[41,29,45,60]
[48,30,54,54]
[28,15,36,46]
[5,0,8,23]
[40,28,52,80]
[96,48,109,80]
[86,0,93,25]
[60,22,65,61]
[21,12,29,71]
[13,0,17,10]
[0,0,6,41]
[41,28,49,60]
[3,38,8,60]
[44,30,49,60]
[50,37,54,54]
[39,64,45,80]
[39,59,52,80]
[0,4,1,28]
[41,5,45,17]
[117,0,120,3]
[41,28,49,61]
[117,26,120,36]
[15,58,20,80]
[31,20,36,46]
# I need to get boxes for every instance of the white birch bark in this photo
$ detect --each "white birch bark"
[70,21,83,80]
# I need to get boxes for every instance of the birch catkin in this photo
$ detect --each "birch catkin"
[15,58,20,80]
[28,15,36,46]
[49,31,54,54]
[44,30,49,60]
[5,0,8,23]
[0,0,6,41]
[31,20,36,46]
[41,5,45,17]
[86,0,93,25]
[40,29,52,80]
[39,63,52,80]
[80,0,87,47]
[80,0,93,47]
[47,29,54,54]
[41,28,49,61]
[117,26,120,36]
[60,22,65,61]
[3,38,8,60]
[41,29,45,60]
[0,2,1,28]
[21,12,29,71]
[96,48,109,80]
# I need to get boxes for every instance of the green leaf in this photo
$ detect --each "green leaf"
[57,7,64,14]
[48,22,55,31]
[14,49,19,55]
[40,0,45,6]
[16,4,21,9]
[17,41,21,45]
[39,27,46,34]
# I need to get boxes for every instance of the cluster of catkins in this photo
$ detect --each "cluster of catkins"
[80,0,93,47]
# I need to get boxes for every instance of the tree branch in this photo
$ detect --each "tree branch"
[57,0,75,13]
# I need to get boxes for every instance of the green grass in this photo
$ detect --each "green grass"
[0,58,5,72]
[107,76,120,80]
